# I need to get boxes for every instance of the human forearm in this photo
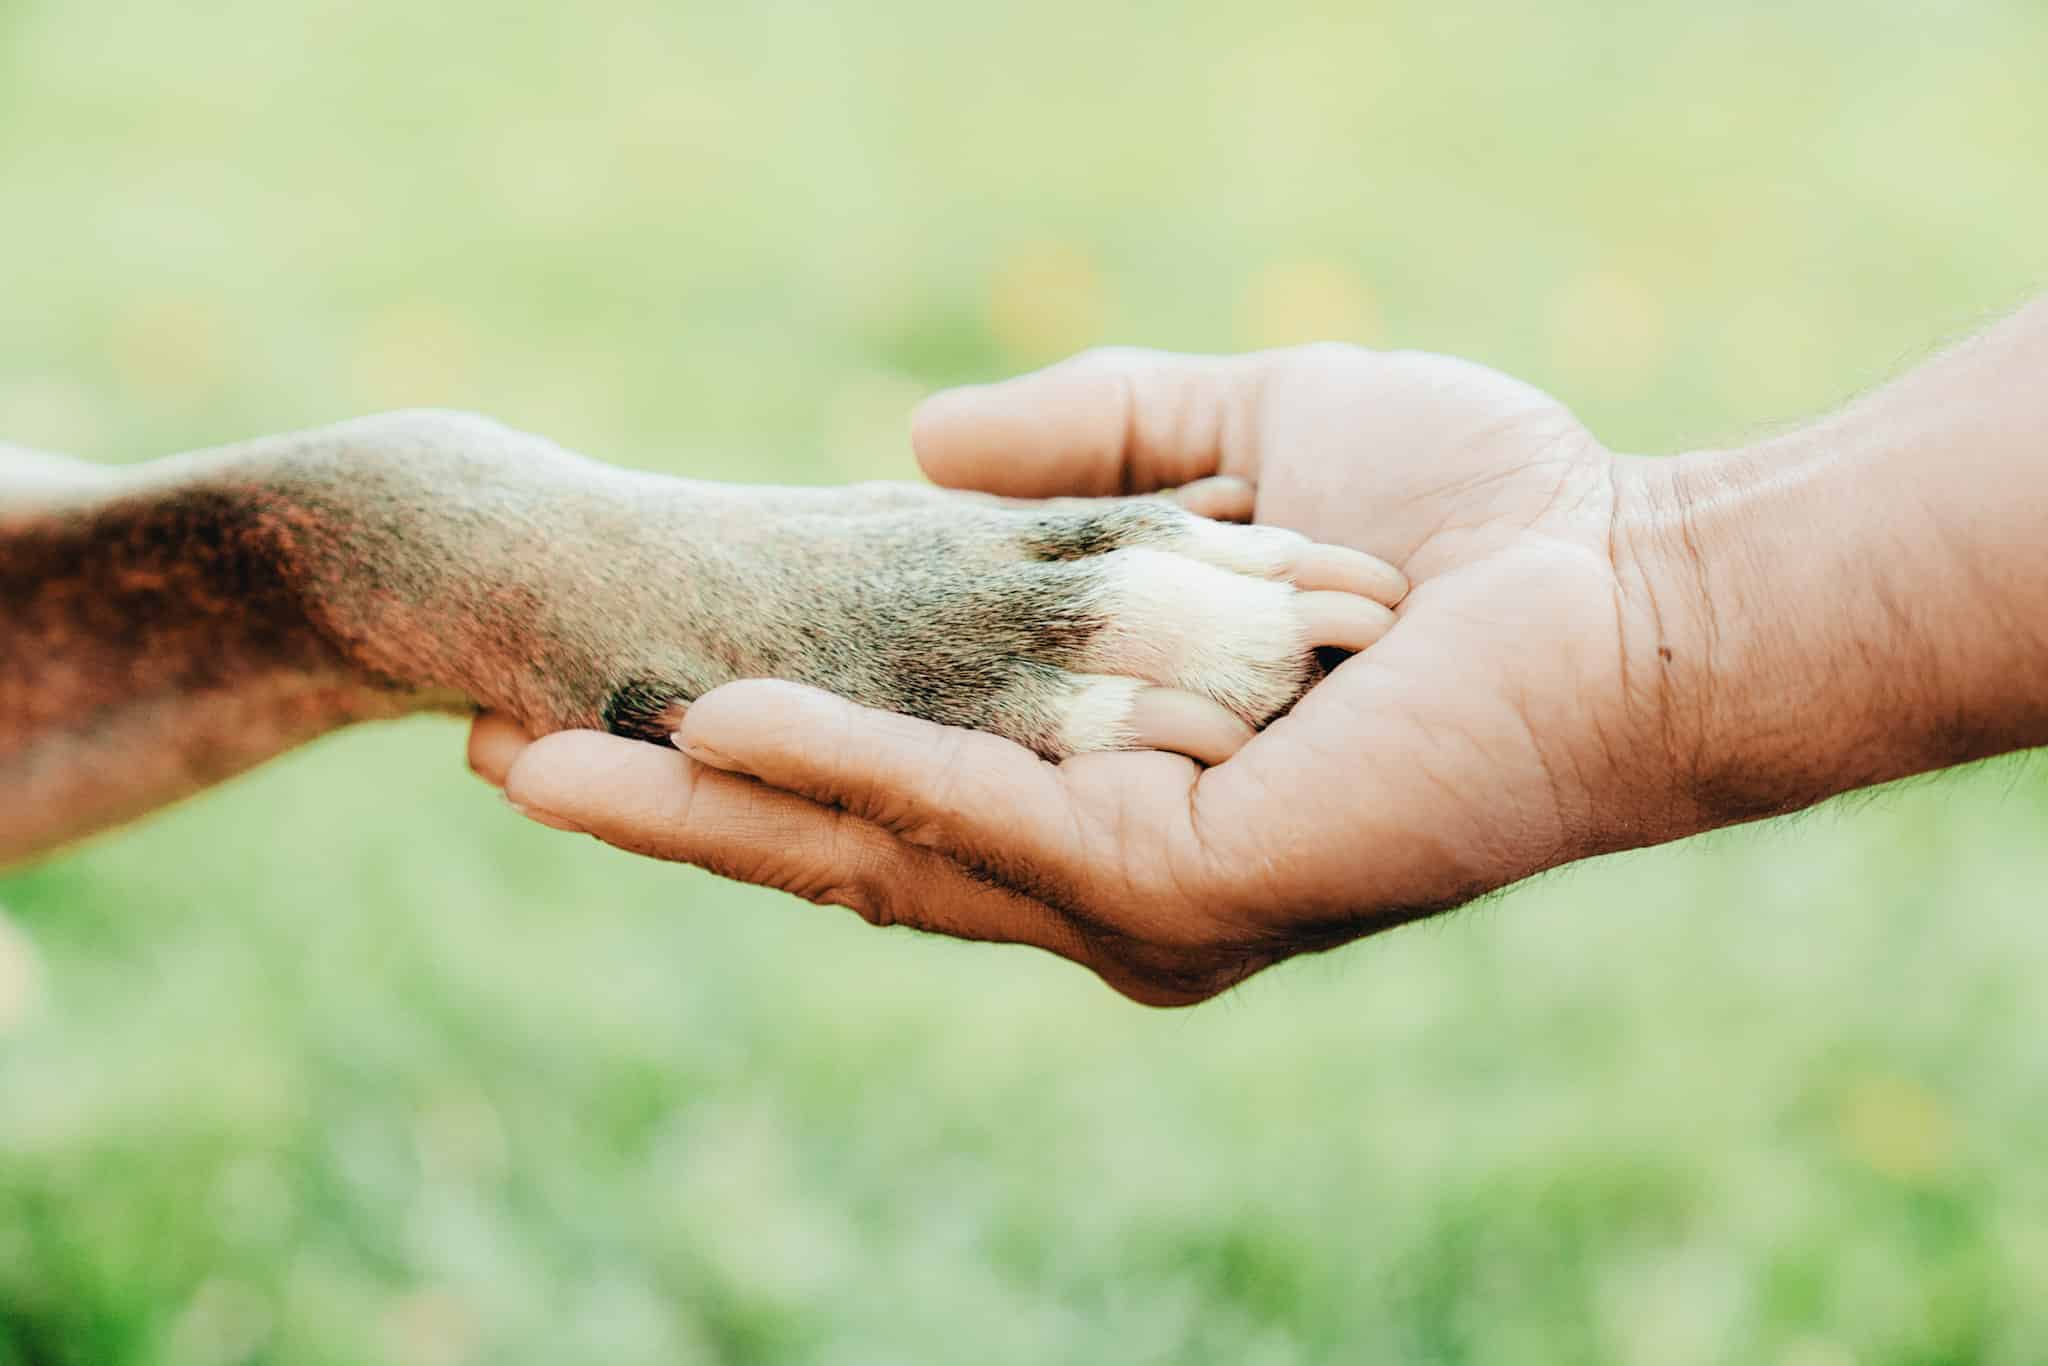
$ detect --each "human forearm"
[1637,298,2048,827]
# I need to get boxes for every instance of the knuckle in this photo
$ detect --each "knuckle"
[759,820,920,930]
[807,882,888,926]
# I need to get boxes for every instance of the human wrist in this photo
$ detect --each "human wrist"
[1614,436,1854,831]
[1620,404,2047,836]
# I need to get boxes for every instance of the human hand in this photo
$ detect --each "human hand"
[476,345,1704,1004]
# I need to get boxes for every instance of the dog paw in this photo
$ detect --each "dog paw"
[608,491,1405,760]
[261,418,1398,759]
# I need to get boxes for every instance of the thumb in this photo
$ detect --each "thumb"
[912,348,1271,498]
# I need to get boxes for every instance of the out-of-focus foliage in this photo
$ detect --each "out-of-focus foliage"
[2,2,2045,1361]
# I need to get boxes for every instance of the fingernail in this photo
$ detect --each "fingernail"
[672,733,745,773]
[1175,475,1257,521]
[505,796,585,834]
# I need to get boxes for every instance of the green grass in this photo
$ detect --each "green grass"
[3,0,2047,1360]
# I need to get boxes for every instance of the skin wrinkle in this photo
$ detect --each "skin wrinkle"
[987,861,1130,970]
[1611,466,1696,828]
[1137,367,1194,493]
[895,849,1090,951]
[1669,457,1729,815]
[1490,467,1635,855]
[554,747,889,923]
[1402,462,1532,523]
[1111,354,1178,491]
[805,816,895,921]
[1604,484,1642,764]
[1189,740,1298,915]
[1400,719,1499,863]
[794,728,1089,918]
[790,816,922,929]
[1050,766,1128,916]
[1177,761,1222,915]
[1101,782,1205,948]
[1010,773,1201,964]
[815,884,880,923]
[1176,361,1231,488]
[947,852,1082,932]
[1123,760,1214,925]
[889,729,983,852]
[1105,362,1144,497]
[1120,352,1232,493]
[1505,685,1587,867]
[1228,353,1278,486]
[910,876,1092,961]
[1580,630,1640,836]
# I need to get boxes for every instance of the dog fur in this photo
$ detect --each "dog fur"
[2,411,1329,860]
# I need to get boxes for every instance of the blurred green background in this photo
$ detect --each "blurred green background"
[3,1,2047,1361]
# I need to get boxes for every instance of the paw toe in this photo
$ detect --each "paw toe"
[1074,548,1310,723]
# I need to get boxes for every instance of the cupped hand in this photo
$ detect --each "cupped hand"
[472,346,1696,1004]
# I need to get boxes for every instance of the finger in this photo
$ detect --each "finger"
[672,680,1084,888]
[1171,475,1256,522]
[467,712,533,788]
[1126,688,1255,765]
[502,729,1124,976]
[1296,591,1397,653]
[1282,544,1408,605]
[912,349,1270,498]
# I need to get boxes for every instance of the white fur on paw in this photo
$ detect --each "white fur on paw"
[1169,517,1309,580]
[1075,548,1309,722]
